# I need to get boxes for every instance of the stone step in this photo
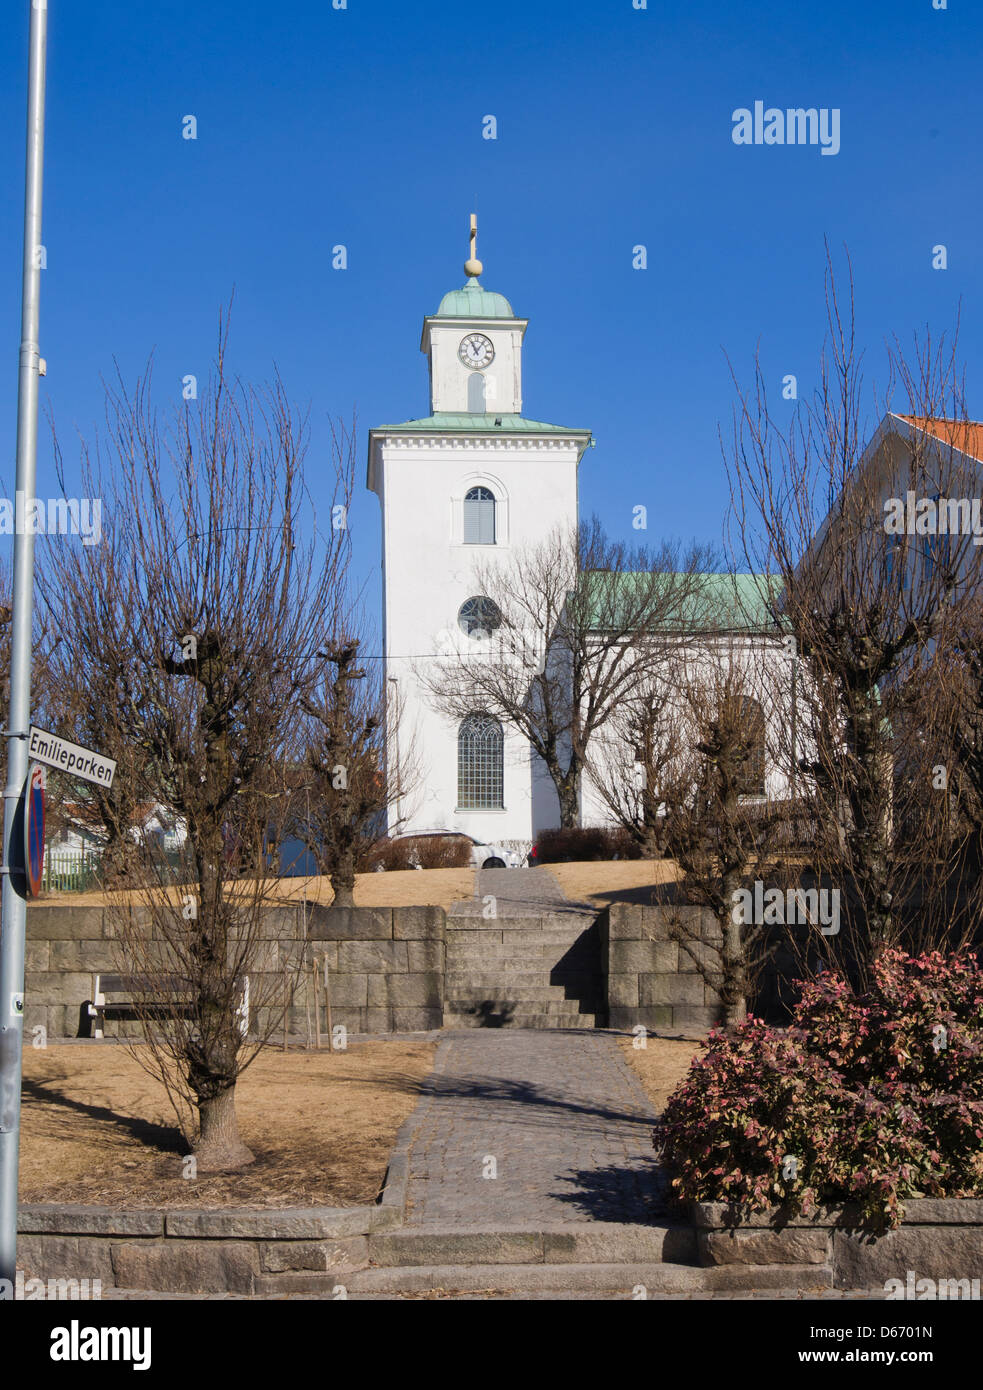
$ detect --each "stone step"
[447,945,600,956]
[447,921,598,936]
[446,938,599,953]
[444,956,600,967]
[367,1223,697,1266]
[445,992,603,1011]
[444,1000,600,1011]
[343,1261,834,1295]
[446,933,598,950]
[447,956,600,967]
[442,1010,602,1029]
[445,990,602,1007]
[445,973,600,992]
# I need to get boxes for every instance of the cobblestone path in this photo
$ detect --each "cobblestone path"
[449,866,594,919]
[402,1029,663,1226]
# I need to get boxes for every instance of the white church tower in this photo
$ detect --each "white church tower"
[367,218,593,844]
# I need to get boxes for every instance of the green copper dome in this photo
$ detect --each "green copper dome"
[436,276,515,318]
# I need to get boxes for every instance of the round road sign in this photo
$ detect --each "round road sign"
[25,761,46,897]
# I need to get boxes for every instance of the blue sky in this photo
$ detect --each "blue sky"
[1,0,980,631]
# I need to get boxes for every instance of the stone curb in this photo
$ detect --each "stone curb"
[694,1198,983,1230]
[366,1221,697,1266]
[345,1259,834,1294]
[383,1031,458,1219]
[18,1205,164,1236]
[19,1202,400,1240]
[375,1036,463,1217]
[33,1029,444,1048]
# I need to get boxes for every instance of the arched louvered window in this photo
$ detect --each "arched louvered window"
[457,713,504,809]
[467,372,486,412]
[736,696,767,797]
[463,486,496,545]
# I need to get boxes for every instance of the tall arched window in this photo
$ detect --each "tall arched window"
[463,486,496,545]
[458,713,504,809]
[736,696,766,797]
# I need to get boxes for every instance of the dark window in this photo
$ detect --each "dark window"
[458,595,502,639]
[736,696,766,797]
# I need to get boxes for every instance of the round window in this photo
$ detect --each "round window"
[458,595,502,639]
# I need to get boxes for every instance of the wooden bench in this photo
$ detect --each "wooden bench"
[81,972,249,1040]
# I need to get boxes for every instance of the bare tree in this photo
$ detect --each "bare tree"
[725,247,983,970]
[584,666,688,857]
[39,521,154,886]
[297,627,418,906]
[46,317,355,1169]
[654,629,792,1024]
[420,516,714,827]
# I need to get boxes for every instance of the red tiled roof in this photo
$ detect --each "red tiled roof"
[896,415,983,463]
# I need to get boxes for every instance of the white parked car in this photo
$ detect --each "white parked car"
[393,830,522,870]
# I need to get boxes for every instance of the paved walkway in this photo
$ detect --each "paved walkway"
[450,866,595,919]
[401,1030,664,1226]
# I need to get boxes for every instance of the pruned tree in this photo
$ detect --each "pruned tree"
[419,516,714,827]
[903,594,983,943]
[654,630,792,1024]
[45,315,355,1169]
[39,517,154,886]
[724,247,983,971]
[296,626,419,906]
[584,666,687,858]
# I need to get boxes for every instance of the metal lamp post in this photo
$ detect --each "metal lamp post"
[0,0,49,1284]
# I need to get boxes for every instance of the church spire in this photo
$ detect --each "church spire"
[464,212,483,282]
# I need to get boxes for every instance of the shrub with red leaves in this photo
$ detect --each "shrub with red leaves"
[534,826,642,862]
[654,949,983,1229]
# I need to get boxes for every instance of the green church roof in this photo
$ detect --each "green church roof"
[373,412,591,436]
[582,571,787,633]
[435,277,516,318]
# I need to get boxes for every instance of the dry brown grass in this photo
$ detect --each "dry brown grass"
[20,1041,434,1209]
[618,1035,702,1113]
[35,867,476,912]
[547,858,682,906]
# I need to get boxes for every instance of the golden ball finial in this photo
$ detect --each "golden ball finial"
[464,257,483,278]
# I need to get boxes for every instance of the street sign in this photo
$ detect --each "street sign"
[27,726,116,788]
[25,762,45,898]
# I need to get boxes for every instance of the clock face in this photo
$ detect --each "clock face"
[459,333,495,369]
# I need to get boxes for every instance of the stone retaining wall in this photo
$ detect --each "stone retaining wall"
[17,1197,983,1293]
[695,1200,983,1288]
[15,1202,398,1296]
[25,903,445,1039]
[599,903,724,1032]
[27,897,804,1038]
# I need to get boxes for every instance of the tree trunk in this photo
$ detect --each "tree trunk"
[194,1083,255,1172]
[330,837,357,907]
[850,702,896,955]
[99,826,136,887]
[556,778,579,829]
[719,905,748,1026]
[331,875,355,908]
